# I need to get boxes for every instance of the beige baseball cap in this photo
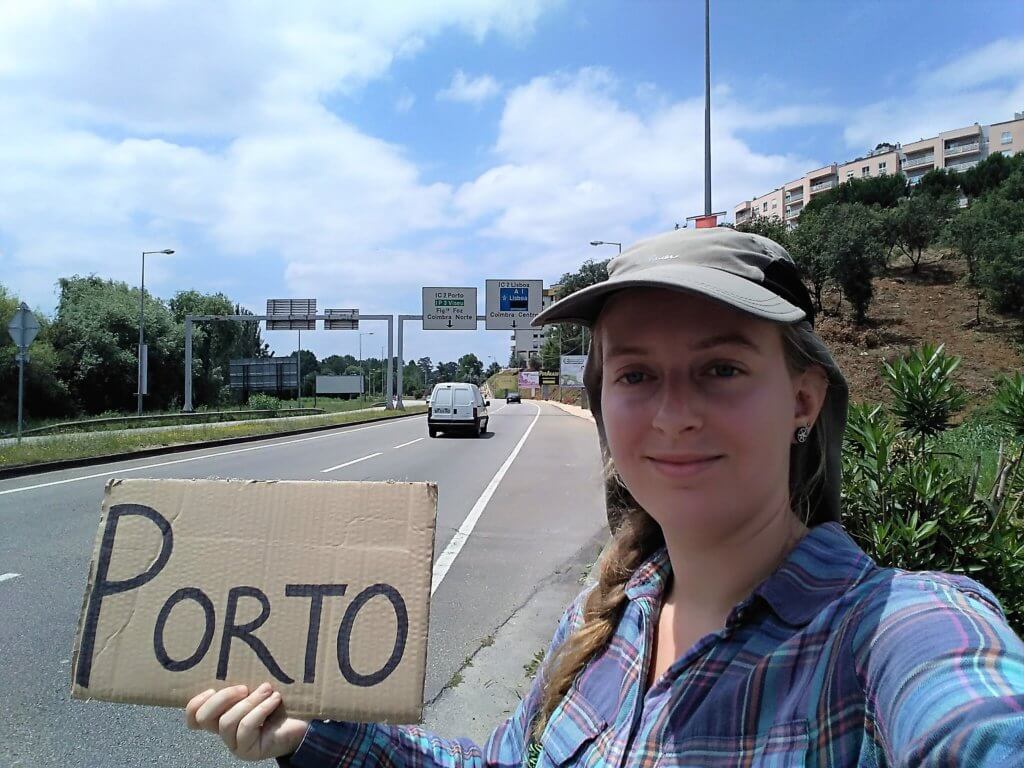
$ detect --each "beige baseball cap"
[533,227,815,328]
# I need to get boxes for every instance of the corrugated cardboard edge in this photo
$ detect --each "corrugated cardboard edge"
[69,478,120,704]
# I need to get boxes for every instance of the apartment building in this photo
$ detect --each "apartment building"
[734,112,1024,227]
[511,286,558,362]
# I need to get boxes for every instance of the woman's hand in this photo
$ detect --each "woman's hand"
[185,683,310,762]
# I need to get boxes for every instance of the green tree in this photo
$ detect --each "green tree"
[803,173,909,215]
[736,214,790,249]
[941,199,993,285]
[51,276,182,414]
[977,232,1024,315]
[547,258,609,365]
[0,285,73,425]
[169,290,241,408]
[788,209,835,312]
[958,151,1019,200]
[485,361,502,379]
[826,203,887,324]
[916,168,961,200]
[416,357,434,391]
[456,353,484,384]
[889,193,956,273]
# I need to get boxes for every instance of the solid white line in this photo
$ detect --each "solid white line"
[392,438,424,450]
[0,418,418,497]
[431,402,542,596]
[0,573,20,583]
[320,452,382,473]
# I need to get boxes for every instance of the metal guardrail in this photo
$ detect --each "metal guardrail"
[944,142,980,157]
[2,408,327,438]
[903,154,934,169]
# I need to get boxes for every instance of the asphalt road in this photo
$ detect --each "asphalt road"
[0,401,606,767]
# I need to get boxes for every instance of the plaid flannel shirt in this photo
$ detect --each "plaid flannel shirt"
[283,522,1024,767]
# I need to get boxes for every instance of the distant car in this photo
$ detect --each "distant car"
[427,382,490,438]
[506,391,521,404]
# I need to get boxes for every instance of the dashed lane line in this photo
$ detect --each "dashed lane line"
[320,453,383,473]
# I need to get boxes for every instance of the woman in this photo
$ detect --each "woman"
[186,228,1024,766]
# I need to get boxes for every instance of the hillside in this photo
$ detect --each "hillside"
[816,251,1023,412]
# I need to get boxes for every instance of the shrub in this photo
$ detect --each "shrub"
[247,393,282,411]
[842,345,1024,631]
[994,372,1024,438]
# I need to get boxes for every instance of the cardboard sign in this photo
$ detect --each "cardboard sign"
[71,478,437,723]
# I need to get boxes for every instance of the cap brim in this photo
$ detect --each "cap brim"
[533,265,807,327]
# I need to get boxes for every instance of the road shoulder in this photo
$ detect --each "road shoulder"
[422,529,606,745]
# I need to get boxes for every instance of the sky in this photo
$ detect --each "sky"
[2,0,1023,368]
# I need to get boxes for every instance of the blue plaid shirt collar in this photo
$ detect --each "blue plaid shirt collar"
[624,522,875,626]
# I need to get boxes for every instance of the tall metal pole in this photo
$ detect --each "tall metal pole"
[137,251,145,416]
[184,317,193,412]
[16,352,25,443]
[704,0,712,216]
[297,328,302,408]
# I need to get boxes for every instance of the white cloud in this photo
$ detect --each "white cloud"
[0,1,555,313]
[844,36,1024,150]
[454,68,823,266]
[395,89,416,113]
[437,70,502,104]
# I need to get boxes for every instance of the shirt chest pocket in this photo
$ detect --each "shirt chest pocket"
[536,694,608,767]
[654,720,809,768]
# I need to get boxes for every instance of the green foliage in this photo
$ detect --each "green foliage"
[790,203,885,323]
[843,351,1024,630]
[957,151,1023,200]
[788,209,834,311]
[994,373,1024,438]
[888,193,956,272]
[881,343,967,441]
[915,168,962,199]
[456,353,484,384]
[736,214,790,249]
[976,232,1024,315]
[246,393,282,411]
[50,275,183,414]
[803,173,909,215]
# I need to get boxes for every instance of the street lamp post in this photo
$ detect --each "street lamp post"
[137,249,174,416]
[359,331,374,400]
[589,240,622,255]
[584,241,623,352]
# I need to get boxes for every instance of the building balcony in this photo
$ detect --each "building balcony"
[785,208,802,220]
[944,141,981,157]
[810,179,836,193]
[784,191,803,202]
[945,160,979,173]
[902,153,935,169]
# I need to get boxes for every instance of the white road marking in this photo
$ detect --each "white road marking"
[0,418,419,497]
[320,453,382,473]
[0,573,21,583]
[431,402,543,596]
[392,438,425,450]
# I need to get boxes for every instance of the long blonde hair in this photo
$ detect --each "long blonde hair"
[530,318,830,743]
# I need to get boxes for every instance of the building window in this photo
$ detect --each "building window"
[1004,150,1014,157]
[772,202,777,209]
[1002,131,1013,145]
[763,202,768,211]
[862,166,870,177]
[878,161,887,171]
[846,170,854,179]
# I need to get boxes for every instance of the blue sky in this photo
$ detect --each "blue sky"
[1,0,1023,367]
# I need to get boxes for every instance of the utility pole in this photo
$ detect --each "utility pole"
[704,0,712,216]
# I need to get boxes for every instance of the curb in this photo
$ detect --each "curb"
[0,410,426,480]
[542,400,595,423]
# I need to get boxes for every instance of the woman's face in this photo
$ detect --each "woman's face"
[599,288,821,542]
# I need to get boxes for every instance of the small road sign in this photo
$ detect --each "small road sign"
[325,308,359,330]
[8,303,39,349]
[485,279,542,330]
[266,299,316,330]
[422,287,478,330]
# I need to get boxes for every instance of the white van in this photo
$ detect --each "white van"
[427,382,490,438]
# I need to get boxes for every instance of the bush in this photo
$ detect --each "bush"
[842,346,1024,631]
[994,373,1024,438]
[247,393,282,411]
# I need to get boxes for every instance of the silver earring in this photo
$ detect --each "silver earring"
[795,425,810,444]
